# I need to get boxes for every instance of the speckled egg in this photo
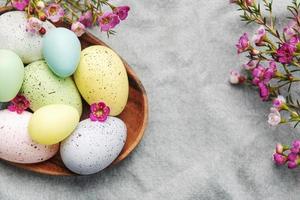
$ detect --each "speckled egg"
[20,60,82,115]
[0,11,55,64]
[0,110,59,164]
[74,45,129,116]
[60,117,127,175]
[43,28,81,78]
[29,104,80,145]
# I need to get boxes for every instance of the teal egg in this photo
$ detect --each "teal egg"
[0,49,24,102]
[43,28,81,78]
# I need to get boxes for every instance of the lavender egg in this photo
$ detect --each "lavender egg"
[60,117,127,175]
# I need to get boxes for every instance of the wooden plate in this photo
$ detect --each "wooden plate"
[0,7,148,176]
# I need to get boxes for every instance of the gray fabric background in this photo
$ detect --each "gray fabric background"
[1,0,300,199]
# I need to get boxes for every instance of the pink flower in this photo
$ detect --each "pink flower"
[272,95,286,109]
[273,153,287,165]
[45,3,64,23]
[252,26,266,46]
[268,107,281,126]
[243,60,258,70]
[283,21,298,40]
[291,140,300,154]
[251,62,276,87]
[276,43,296,64]
[236,33,250,54]
[258,82,270,101]
[113,6,130,20]
[98,12,120,32]
[71,22,86,37]
[89,101,110,122]
[79,11,93,28]
[245,0,255,6]
[8,95,30,114]
[26,17,43,33]
[11,0,29,11]
[288,161,298,169]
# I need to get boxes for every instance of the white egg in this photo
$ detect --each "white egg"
[60,117,127,175]
[0,11,55,63]
[0,110,59,164]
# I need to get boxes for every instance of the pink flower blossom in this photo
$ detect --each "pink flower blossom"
[252,62,276,86]
[276,43,296,64]
[272,95,286,109]
[252,26,266,46]
[291,140,300,154]
[258,82,270,101]
[79,11,93,28]
[8,95,30,114]
[98,12,120,32]
[273,153,287,165]
[288,161,298,169]
[89,101,110,122]
[26,17,43,33]
[113,6,130,20]
[243,60,258,70]
[11,0,29,11]
[268,107,281,126]
[245,0,255,6]
[71,22,86,37]
[236,33,250,54]
[283,21,299,40]
[45,3,65,23]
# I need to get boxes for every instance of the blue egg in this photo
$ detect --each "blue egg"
[43,28,81,78]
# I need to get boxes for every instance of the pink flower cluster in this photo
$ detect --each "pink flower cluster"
[276,36,299,64]
[8,95,30,114]
[251,62,277,101]
[10,0,130,37]
[72,6,130,37]
[273,140,300,169]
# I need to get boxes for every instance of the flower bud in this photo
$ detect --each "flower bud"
[36,1,45,10]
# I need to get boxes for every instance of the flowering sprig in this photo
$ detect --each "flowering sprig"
[5,0,130,37]
[230,0,300,127]
[229,0,300,169]
[273,141,300,169]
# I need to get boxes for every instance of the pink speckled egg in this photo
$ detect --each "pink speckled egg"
[0,110,59,164]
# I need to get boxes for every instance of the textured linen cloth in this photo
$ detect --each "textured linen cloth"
[1,0,300,199]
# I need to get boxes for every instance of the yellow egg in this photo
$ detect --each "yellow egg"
[29,104,80,145]
[74,45,129,116]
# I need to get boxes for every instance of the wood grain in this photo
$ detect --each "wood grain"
[0,7,148,176]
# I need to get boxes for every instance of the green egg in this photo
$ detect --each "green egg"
[20,60,82,116]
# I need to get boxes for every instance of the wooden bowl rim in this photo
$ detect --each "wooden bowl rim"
[0,6,148,176]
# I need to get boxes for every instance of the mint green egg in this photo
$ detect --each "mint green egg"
[0,49,24,102]
[20,60,82,116]
[43,28,81,78]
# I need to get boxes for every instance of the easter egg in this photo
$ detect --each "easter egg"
[0,11,55,64]
[29,104,80,145]
[20,60,82,115]
[74,45,129,116]
[60,117,127,175]
[43,28,81,78]
[0,49,24,102]
[0,110,59,163]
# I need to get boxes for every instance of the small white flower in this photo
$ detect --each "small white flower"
[268,107,281,126]
[229,70,240,84]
